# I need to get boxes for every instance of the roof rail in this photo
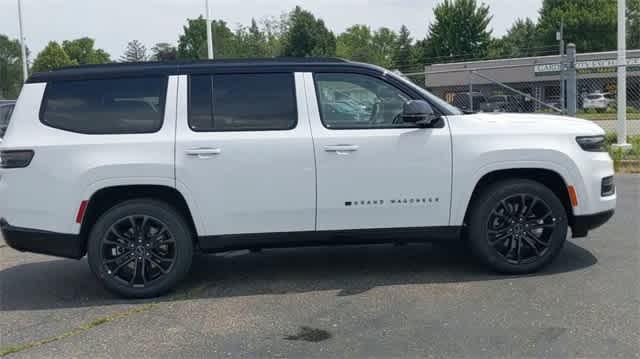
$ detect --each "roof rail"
[56,57,349,72]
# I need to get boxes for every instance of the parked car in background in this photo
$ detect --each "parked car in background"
[451,92,487,112]
[1,59,615,298]
[583,92,615,112]
[480,95,527,113]
[0,101,16,138]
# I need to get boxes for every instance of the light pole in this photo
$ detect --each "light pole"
[17,0,28,81]
[614,0,631,149]
[557,19,565,113]
[205,0,214,59]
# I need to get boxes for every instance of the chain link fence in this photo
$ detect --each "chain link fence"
[407,49,640,136]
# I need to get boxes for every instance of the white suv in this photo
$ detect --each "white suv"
[583,92,614,112]
[0,59,616,298]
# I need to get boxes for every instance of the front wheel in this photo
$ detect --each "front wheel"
[467,179,568,274]
[87,199,194,298]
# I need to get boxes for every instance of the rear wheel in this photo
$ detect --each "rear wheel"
[467,179,568,274]
[87,199,193,298]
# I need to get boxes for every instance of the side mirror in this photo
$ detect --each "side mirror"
[401,100,439,127]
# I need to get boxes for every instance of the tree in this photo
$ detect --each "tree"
[282,6,336,57]
[0,34,23,99]
[336,25,375,62]
[492,18,539,58]
[536,0,616,53]
[371,27,398,68]
[393,25,414,71]
[239,18,269,58]
[177,17,241,59]
[629,0,640,49]
[62,37,111,65]
[32,41,75,72]
[210,20,238,58]
[261,15,288,57]
[151,42,177,61]
[178,17,208,59]
[120,40,148,62]
[428,0,493,61]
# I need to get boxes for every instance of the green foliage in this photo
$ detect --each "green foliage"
[606,134,640,172]
[490,18,540,58]
[392,25,414,71]
[151,43,177,62]
[0,34,23,99]
[282,6,336,57]
[32,41,75,72]
[428,0,493,60]
[630,0,640,49]
[233,19,270,58]
[120,40,148,62]
[336,25,376,63]
[537,0,617,53]
[178,16,282,60]
[371,27,398,68]
[178,16,209,60]
[62,38,111,65]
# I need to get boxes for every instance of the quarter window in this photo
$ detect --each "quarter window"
[41,77,167,134]
[188,73,297,132]
[314,73,411,129]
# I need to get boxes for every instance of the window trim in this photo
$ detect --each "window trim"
[187,72,298,133]
[39,76,169,135]
[313,72,425,131]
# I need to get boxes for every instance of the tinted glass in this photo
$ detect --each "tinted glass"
[189,73,297,131]
[41,77,167,134]
[0,105,12,126]
[314,73,411,129]
[189,75,213,131]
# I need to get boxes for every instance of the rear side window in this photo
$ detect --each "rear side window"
[41,77,167,134]
[189,73,297,132]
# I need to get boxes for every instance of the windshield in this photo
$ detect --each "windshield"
[388,72,463,115]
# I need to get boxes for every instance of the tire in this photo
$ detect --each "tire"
[87,199,194,298]
[467,179,568,274]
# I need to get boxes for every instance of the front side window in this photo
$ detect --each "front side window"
[189,73,297,132]
[41,77,167,134]
[314,73,411,129]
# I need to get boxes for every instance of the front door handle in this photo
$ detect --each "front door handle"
[324,145,359,154]
[185,148,221,158]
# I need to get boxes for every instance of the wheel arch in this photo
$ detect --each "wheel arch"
[460,168,576,229]
[78,185,200,256]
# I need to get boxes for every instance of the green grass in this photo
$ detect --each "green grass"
[606,133,640,173]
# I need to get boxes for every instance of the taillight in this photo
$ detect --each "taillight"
[0,150,34,168]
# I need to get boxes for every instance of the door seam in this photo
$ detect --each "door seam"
[301,72,319,231]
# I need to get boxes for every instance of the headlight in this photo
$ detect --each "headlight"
[576,135,606,152]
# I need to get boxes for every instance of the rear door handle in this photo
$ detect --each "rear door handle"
[324,145,359,154]
[185,148,221,158]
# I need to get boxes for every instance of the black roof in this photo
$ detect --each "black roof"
[26,58,385,83]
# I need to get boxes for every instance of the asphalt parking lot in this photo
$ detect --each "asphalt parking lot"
[1,175,638,358]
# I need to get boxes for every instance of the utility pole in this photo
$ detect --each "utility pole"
[557,20,565,113]
[17,0,28,82]
[205,0,214,59]
[614,0,631,149]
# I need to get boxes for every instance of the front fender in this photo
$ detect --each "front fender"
[450,150,583,226]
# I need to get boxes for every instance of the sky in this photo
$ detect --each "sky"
[1,0,543,59]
